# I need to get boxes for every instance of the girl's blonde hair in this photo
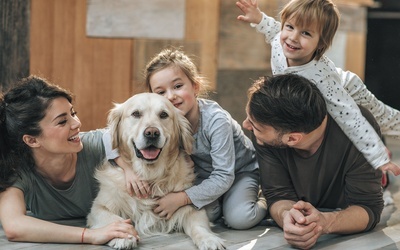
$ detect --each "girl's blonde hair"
[144,48,209,97]
[280,0,340,60]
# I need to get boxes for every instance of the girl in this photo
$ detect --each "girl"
[107,48,267,230]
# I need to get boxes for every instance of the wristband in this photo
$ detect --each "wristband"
[81,228,87,243]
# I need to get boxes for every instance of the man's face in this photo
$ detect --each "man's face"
[243,113,288,148]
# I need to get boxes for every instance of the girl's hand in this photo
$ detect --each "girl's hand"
[236,0,263,24]
[124,167,150,198]
[153,192,191,220]
[85,219,139,245]
[115,157,151,198]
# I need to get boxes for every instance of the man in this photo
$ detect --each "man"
[242,74,384,249]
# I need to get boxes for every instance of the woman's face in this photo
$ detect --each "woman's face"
[34,97,82,154]
[150,66,199,118]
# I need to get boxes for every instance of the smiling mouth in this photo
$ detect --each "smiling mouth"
[133,141,162,161]
[172,102,181,108]
[68,134,80,142]
[286,43,299,50]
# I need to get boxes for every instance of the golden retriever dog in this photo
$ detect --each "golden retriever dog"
[87,93,225,250]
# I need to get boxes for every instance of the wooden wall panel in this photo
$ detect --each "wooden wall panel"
[130,0,220,91]
[29,0,368,132]
[86,0,186,39]
[346,32,366,81]
[0,0,30,90]
[30,0,219,130]
[30,0,54,79]
[185,0,220,89]
[30,0,132,131]
[218,0,271,70]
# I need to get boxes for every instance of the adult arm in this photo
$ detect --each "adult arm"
[260,143,374,235]
[0,187,137,244]
[270,200,370,249]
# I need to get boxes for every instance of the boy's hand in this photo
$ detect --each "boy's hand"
[380,161,400,176]
[236,0,263,24]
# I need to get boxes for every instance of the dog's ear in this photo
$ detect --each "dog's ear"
[107,103,123,150]
[177,113,194,155]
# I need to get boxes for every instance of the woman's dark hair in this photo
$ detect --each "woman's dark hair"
[247,74,327,134]
[0,75,73,191]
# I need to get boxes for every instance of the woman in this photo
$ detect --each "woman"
[0,76,138,245]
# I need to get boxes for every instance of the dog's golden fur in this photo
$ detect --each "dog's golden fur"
[87,93,224,250]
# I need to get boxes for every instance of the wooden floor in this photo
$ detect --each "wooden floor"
[2,138,400,250]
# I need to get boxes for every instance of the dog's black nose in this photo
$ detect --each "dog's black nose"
[144,127,160,138]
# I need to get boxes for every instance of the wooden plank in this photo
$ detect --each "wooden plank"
[30,0,133,131]
[72,0,96,130]
[110,39,133,103]
[130,0,218,93]
[218,0,271,71]
[345,32,366,80]
[30,0,55,80]
[335,0,374,7]
[0,0,30,90]
[51,0,76,90]
[185,0,220,90]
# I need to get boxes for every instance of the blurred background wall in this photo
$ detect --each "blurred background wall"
[2,0,394,132]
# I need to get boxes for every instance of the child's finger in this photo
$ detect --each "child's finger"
[126,183,134,196]
[142,181,151,195]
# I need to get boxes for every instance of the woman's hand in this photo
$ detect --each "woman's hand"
[85,219,139,245]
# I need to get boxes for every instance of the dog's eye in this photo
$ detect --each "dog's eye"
[160,111,169,119]
[132,111,141,118]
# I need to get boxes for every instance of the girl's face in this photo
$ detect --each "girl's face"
[34,97,82,154]
[280,17,320,66]
[150,66,199,118]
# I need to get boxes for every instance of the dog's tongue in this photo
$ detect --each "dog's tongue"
[140,147,161,160]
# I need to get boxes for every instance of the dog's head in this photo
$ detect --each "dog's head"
[108,93,193,165]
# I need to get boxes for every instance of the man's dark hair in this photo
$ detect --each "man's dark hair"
[247,74,327,134]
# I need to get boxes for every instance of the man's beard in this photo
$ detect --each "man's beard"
[265,132,288,149]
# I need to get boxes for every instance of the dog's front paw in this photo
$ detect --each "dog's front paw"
[108,237,138,249]
[197,235,225,250]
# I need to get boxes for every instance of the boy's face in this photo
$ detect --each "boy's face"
[280,16,320,67]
